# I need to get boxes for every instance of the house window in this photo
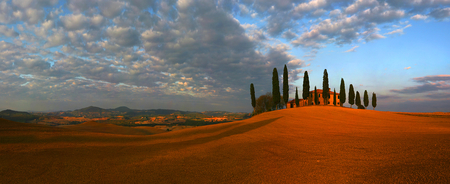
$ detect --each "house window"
[328,101,330,104]
[319,94,321,97]
[338,95,340,98]
[318,101,320,105]
[338,102,340,105]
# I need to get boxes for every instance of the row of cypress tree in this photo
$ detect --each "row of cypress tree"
[250,67,378,114]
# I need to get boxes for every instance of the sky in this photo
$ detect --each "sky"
[0,0,449,113]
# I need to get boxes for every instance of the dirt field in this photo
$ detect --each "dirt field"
[1,106,450,183]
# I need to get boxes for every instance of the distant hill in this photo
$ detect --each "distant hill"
[114,106,132,112]
[0,109,40,123]
[74,106,105,113]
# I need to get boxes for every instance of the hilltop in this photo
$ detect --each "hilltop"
[1,106,450,183]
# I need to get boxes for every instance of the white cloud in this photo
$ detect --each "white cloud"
[386,24,411,35]
[411,14,428,20]
[345,46,359,52]
[404,66,411,70]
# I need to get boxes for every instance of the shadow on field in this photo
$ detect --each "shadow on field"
[138,117,281,153]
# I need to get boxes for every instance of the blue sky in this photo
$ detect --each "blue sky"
[0,0,449,112]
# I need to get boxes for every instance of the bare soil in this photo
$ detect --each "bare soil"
[1,106,450,183]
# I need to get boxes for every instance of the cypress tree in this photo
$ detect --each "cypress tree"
[295,87,299,107]
[349,84,355,108]
[333,88,336,106]
[314,86,318,105]
[363,90,369,108]
[355,91,361,107]
[339,78,346,106]
[250,83,256,113]
[372,92,377,110]
[322,69,329,105]
[283,65,289,108]
[302,71,310,100]
[272,68,280,109]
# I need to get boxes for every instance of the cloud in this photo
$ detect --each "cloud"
[386,24,411,35]
[345,46,359,52]
[391,75,450,94]
[404,66,411,70]
[44,29,68,48]
[412,75,450,83]
[0,25,19,37]
[60,14,89,31]
[411,14,428,20]
[390,82,450,94]
[99,0,125,18]
[106,26,140,47]
[429,7,450,20]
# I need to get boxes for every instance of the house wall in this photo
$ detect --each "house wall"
[287,90,341,108]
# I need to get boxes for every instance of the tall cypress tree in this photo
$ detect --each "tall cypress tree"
[322,69,329,105]
[283,65,289,108]
[314,86,318,105]
[272,68,280,110]
[302,71,310,100]
[333,88,336,106]
[355,91,361,107]
[339,78,346,107]
[295,87,299,107]
[372,92,377,110]
[349,84,355,108]
[363,90,369,108]
[250,83,256,113]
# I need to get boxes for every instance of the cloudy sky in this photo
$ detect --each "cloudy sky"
[0,0,449,112]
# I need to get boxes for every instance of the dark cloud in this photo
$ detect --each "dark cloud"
[391,75,450,94]
[106,26,141,47]
[390,82,450,94]
[425,92,450,99]
[429,8,450,19]
[413,75,450,83]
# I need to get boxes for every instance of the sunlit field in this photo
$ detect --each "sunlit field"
[1,106,449,183]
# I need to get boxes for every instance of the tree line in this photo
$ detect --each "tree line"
[250,66,377,115]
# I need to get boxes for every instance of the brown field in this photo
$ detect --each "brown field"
[1,106,450,183]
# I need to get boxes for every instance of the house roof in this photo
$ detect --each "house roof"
[309,89,339,95]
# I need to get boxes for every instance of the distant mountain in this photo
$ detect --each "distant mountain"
[113,106,133,112]
[74,106,105,113]
[0,109,40,123]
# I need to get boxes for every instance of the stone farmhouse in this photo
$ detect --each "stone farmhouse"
[287,89,341,108]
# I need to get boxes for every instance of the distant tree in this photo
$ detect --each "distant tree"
[302,71,310,100]
[250,83,256,113]
[283,65,289,108]
[272,68,280,110]
[349,84,355,108]
[339,78,346,107]
[314,86,318,105]
[322,69,329,105]
[255,92,273,114]
[295,87,299,107]
[372,92,377,110]
[333,88,336,106]
[363,90,369,108]
[355,91,361,107]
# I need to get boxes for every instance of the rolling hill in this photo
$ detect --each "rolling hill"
[1,106,450,183]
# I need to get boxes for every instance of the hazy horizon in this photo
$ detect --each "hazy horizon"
[0,0,449,113]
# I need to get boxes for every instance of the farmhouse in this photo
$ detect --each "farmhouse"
[287,89,340,108]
